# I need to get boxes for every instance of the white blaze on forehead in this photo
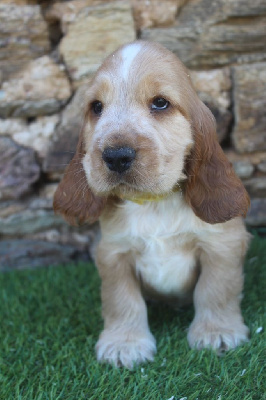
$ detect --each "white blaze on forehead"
[120,43,142,80]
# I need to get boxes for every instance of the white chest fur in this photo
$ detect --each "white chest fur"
[100,194,221,298]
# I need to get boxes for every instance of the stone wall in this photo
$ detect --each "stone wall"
[0,0,265,269]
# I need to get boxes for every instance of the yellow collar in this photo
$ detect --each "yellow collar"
[119,184,182,205]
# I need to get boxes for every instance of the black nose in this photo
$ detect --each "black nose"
[102,147,136,173]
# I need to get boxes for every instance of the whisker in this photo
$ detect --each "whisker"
[68,175,87,193]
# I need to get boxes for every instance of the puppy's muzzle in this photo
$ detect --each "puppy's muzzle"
[102,147,136,173]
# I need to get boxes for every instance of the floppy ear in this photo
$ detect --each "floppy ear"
[185,100,250,224]
[53,132,107,226]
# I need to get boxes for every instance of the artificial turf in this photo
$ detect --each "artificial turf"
[0,235,265,400]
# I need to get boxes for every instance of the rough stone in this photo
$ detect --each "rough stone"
[0,4,50,80]
[0,56,71,118]
[190,69,231,109]
[0,137,40,201]
[243,177,266,198]
[39,183,59,200]
[0,239,90,271]
[44,0,106,35]
[28,223,100,254]
[0,0,36,5]
[258,162,266,174]
[0,200,26,218]
[43,86,86,173]
[0,116,60,159]
[225,150,266,168]
[0,118,26,136]
[17,116,59,159]
[142,0,266,69]
[59,0,136,85]
[131,0,182,30]
[0,190,100,253]
[45,172,65,182]
[205,101,232,143]
[190,68,232,142]
[0,185,97,246]
[245,198,266,227]
[0,208,65,236]
[232,63,266,153]
[232,160,254,179]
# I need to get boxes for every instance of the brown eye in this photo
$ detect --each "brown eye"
[91,100,103,115]
[151,97,169,111]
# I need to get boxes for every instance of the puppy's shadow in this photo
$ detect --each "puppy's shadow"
[147,299,194,339]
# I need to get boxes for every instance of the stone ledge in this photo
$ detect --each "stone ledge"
[141,0,266,69]
[0,239,90,271]
[0,56,71,118]
[245,198,266,227]
[0,3,50,80]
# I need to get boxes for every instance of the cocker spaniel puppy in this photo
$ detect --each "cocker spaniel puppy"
[54,41,250,368]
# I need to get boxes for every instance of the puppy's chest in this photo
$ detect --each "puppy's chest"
[134,230,198,297]
[102,196,201,296]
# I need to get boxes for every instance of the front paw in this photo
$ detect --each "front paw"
[96,329,156,369]
[188,317,249,352]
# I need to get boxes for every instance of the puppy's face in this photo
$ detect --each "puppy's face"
[82,42,193,198]
[54,41,250,225]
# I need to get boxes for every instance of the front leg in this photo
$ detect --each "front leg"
[188,225,249,352]
[95,243,156,368]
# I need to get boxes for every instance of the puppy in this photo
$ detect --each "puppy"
[54,41,250,368]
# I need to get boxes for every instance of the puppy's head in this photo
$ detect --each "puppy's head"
[54,41,249,225]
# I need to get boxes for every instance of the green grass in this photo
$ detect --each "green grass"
[0,235,265,400]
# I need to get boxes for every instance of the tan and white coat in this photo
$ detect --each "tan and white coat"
[54,41,250,368]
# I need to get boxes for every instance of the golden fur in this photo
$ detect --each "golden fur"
[54,41,250,368]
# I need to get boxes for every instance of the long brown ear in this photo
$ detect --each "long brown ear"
[53,134,106,225]
[185,100,250,224]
